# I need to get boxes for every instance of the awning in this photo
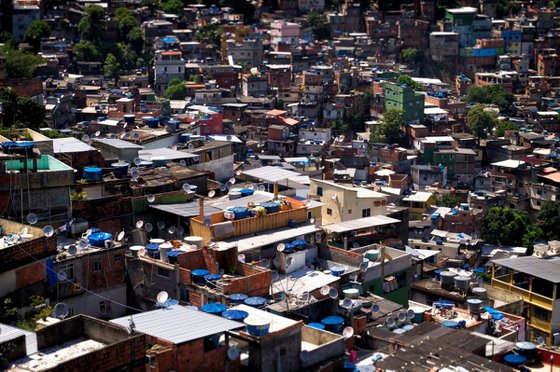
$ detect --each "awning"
[322,215,400,234]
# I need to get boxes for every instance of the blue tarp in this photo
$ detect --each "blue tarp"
[483,306,504,320]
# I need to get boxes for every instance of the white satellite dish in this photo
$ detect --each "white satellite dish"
[145,223,153,233]
[342,326,354,339]
[258,185,266,192]
[226,181,233,190]
[260,258,270,268]
[341,298,353,309]
[81,134,90,142]
[182,183,191,192]
[168,226,176,234]
[133,157,141,166]
[43,225,54,237]
[328,288,339,299]
[208,190,216,198]
[138,247,147,257]
[179,159,187,166]
[67,245,77,255]
[271,270,279,281]
[53,303,69,319]
[320,285,331,296]
[331,194,337,200]
[397,312,407,322]
[229,177,236,185]
[156,291,169,305]
[26,213,38,225]
[131,169,140,179]
[57,270,67,282]
[359,262,368,272]
[133,132,140,140]
[219,184,227,192]
[136,220,144,229]
[95,131,101,137]
[386,317,395,327]
[203,217,212,227]
[276,243,285,252]
[536,336,545,345]
[407,309,416,320]
[238,254,246,262]
[187,143,195,150]
[117,231,125,241]
[236,170,242,176]
[104,240,115,250]
[227,347,240,360]
[176,226,184,236]
[371,304,380,313]
[78,239,88,250]
[147,194,156,203]
[157,221,165,230]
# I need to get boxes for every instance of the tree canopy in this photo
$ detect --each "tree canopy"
[24,20,50,52]
[103,53,120,80]
[466,103,498,140]
[195,23,223,45]
[401,48,421,65]
[78,4,106,46]
[307,12,332,40]
[494,120,517,137]
[0,88,46,129]
[432,193,462,208]
[536,201,560,241]
[160,0,184,16]
[163,83,187,100]
[481,207,542,248]
[3,48,44,79]
[372,109,405,144]
[74,40,100,61]
[396,74,423,91]
[464,85,514,113]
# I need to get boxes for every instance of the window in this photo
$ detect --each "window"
[533,306,549,321]
[157,266,170,278]
[180,286,189,302]
[114,254,122,263]
[164,66,167,72]
[317,186,323,196]
[362,208,371,218]
[92,260,102,272]
[327,208,332,215]
[348,209,352,214]
[99,300,110,314]
[59,263,74,280]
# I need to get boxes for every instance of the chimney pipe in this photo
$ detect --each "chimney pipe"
[198,197,204,220]
[274,182,279,199]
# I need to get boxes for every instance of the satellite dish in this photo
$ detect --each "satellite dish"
[320,285,331,296]
[331,194,337,200]
[341,298,353,309]
[138,248,147,257]
[271,270,279,281]
[407,309,416,320]
[176,226,184,236]
[179,159,187,166]
[208,190,216,198]
[353,242,360,249]
[26,213,38,225]
[104,240,115,250]
[536,336,545,345]
[145,223,153,232]
[187,143,195,150]
[117,231,125,241]
[276,243,285,252]
[136,220,144,229]
[397,312,407,322]
[309,217,315,224]
[78,239,88,250]
[68,245,77,255]
[261,258,270,268]
[81,134,90,142]
[273,257,281,268]
[372,304,380,313]
[57,270,67,282]
[43,225,54,237]
[258,185,266,192]
[238,253,246,262]
[227,347,240,360]
[386,317,395,327]
[300,292,310,302]
[131,169,140,179]
[203,217,212,227]
[133,132,140,140]
[229,177,236,185]
[247,184,255,190]
[182,183,191,192]
[157,221,165,230]
[226,135,232,141]
[329,288,339,299]
[168,226,176,234]
[226,181,233,190]
[95,131,101,137]
[342,326,354,339]
[53,303,69,319]
[219,184,227,192]
[359,262,368,272]
[123,133,130,140]
[236,170,242,176]
[133,157,142,166]
[156,291,169,304]
[147,194,156,203]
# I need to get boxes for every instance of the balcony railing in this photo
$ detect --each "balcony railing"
[492,278,553,310]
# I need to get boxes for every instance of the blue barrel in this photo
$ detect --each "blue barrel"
[192,269,209,284]
[124,114,135,124]
[201,303,227,315]
[515,341,536,360]
[88,232,112,247]
[111,161,129,177]
[441,320,459,329]
[145,243,160,259]
[204,273,222,288]
[167,119,180,131]
[503,353,527,367]
[230,207,249,220]
[292,239,306,250]
[308,322,325,330]
[230,293,248,305]
[331,266,345,277]
[283,243,295,253]
[222,309,249,321]
[83,167,103,182]
[262,202,280,214]
[410,307,425,324]
[243,296,267,307]
[245,318,271,336]
[146,117,159,128]
[240,188,254,197]
[166,250,184,264]
[179,133,191,143]
[321,316,344,333]
[434,270,443,280]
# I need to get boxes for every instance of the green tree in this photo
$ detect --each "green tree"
[464,85,514,113]
[15,96,46,129]
[307,11,332,40]
[536,201,560,241]
[466,103,498,141]
[0,31,14,46]
[74,40,100,61]
[4,49,44,79]
[0,88,18,126]
[78,4,106,46]
[433,193,462,208]
[114,7,139,42]
[362,89,373,104]
[161,0,184,15]
[195,23,223,45]
[141,0,160,12]
[18,295,53,331]
[401,47,421,65]
[127,26,144,54]
[373,109,405,144]
[103,53,120,80]
[167,77,184,87]
[396,74,423,91]
[495,120,517,137]
[481,207,538,247]
[163,83,187,100]
[24,20,51,52]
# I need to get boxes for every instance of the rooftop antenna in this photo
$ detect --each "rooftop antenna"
[53,302,69,319]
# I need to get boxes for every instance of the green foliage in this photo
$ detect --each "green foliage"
[373,109,405,144]
[0,88,45,129]
[141,0,160,12]
[24,20,50,52]
[195,23,223,45]
[167,77,185,87]
[466,103,498,140]
[307,11,332,40]
[103,53,120,80]
[187,74,201,83]
[18,295,53,331]
[464,85,514,113]
[536,201,560,241]
[71,191,88,200]
[401,47,421,65]
[114,7,139,41]
[4,48,44,79]
[347,113,365,133]
[127,26,144,54]
[74,40,100,61]
[481,207,541,248]
[396,74,423,91]
[78,4,106,46]
[362,89,373,104]
[42,130,72,139]
[432,193,462,208]
[163,83,187,100]
[2,298,18,321]
[161,0,184,15]
[495,120,517,137]
[497,0,516,17]
[0,31,14,46]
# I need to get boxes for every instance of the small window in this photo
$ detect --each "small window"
[327,208,333,215]
[362,208,371,218]
[317,186,323,196]
[114,254,122,263]
[59,263,74,280]
[92,260,102,272]
[348,209,352,214]
[534,306,549,321]
[157,266,170,278]
[99,300,110,314]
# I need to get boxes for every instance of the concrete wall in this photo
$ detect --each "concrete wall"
[61,285,127,319]
[191,154,234,181]
[300,326,345,369]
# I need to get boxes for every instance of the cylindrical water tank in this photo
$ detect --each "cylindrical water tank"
[472,287,487,299]
[184,236,203,249]
[467,298,482,314]
[440,271,456,286]
[454,276,471,292]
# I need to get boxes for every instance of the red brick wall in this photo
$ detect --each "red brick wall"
[83,248,126,291]
[1,236,57,274]
[15,262,45,290]
[72,196,131,236]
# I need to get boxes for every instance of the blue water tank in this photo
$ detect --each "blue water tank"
[201,303,227,315]
[229,293,248,305]
[179,134,191,143]
[83,167,103,182]
[262,202,280,214]
[111,161,130,178]
[244,296,267,307]
[321,316,344,333]
[123,114,135,124]
[88,232,112,247]
[222,309,249,321]
[230,207,249,220]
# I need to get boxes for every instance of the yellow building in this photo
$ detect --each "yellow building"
[309,179,388,225]
[402,191,434,221]
[491,254,560,345]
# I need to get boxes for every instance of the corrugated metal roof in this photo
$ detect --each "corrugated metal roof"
[322,215,401,234]
[139,148,199,161]
[209,191,275,211]
[492,255,560,283]
[94,138,143,149]
[111,305,244,344]
[242,166,301,183]
[0,323,37,355]
[271,268,340,296]
[217,224,320,252]
[53,137,95,153]
[150,202,221,217]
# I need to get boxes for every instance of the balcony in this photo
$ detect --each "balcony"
[492,277,553,310]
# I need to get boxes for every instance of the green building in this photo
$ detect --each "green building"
[384,82,425,124]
